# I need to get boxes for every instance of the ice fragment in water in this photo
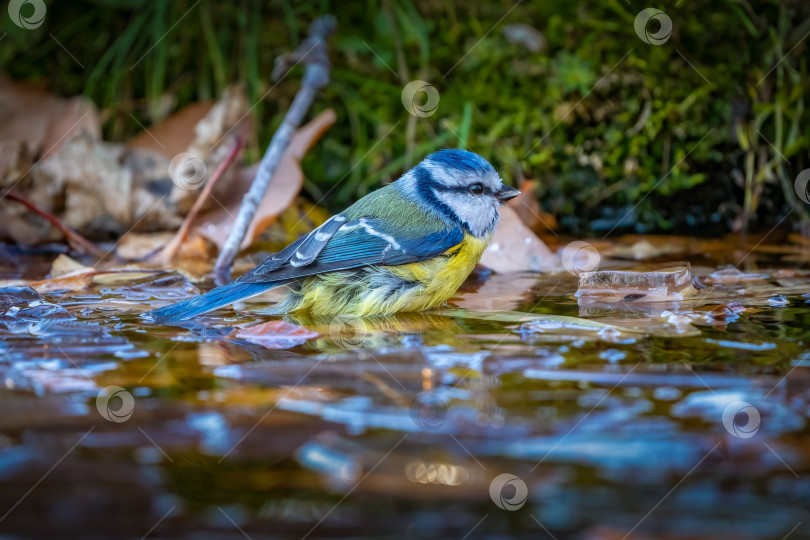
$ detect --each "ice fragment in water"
[709,267,766,284]
[577,263,695,302]
[101,275,200,301]
[0,287,74,331]
[0,287,73,320]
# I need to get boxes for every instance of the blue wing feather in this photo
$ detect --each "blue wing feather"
[237,218,463,283]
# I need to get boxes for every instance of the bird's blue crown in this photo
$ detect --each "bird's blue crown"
[424,149,495,176]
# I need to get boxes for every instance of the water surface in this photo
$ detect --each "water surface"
[1,238,809,539]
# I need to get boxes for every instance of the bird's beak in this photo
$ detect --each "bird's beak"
[496,185,520,204]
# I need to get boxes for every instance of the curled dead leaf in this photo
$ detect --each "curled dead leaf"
[49,254,89,279]
[480,206,557,273]
[509,180,557,235]
[234,320,319,349]
[126,101,216,159]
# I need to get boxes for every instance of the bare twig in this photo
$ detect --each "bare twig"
[152,135,245,264]
[213,15,336,283]
[4,190,106,258]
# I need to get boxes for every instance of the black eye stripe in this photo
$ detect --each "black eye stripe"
[441,185,493,195]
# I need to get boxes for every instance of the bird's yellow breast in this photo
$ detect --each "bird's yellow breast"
[287,234,489,317]
[384,233,488,307]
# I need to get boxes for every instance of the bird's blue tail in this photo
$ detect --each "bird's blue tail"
[146,281,279,323]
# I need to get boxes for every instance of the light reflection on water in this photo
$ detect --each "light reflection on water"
[0,244,809,539]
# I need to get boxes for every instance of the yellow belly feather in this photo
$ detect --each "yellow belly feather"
[286,234,489,317]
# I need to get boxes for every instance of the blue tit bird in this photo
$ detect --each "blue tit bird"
[147,149,519,323]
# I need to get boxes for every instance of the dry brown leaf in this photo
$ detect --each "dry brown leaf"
[126,87,251,215]
[480,206,557,273]
[0,80,102,243]
[126,101,215,158]
[0,78,100,181]
[116,232,214,277]
[116,231,211,261]
[192,109,337,250]
[234,320,319,349]
[8,87,251,244]
[49,254,89,278]
[509,180,557,235]
[28,135,181,238]
[42,97,101,158]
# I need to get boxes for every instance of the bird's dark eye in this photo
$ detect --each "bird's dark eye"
[468,183,484,195]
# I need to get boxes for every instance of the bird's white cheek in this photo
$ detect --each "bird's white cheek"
[435,191,499,237]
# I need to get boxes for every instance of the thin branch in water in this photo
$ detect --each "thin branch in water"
[213,15,336,283]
